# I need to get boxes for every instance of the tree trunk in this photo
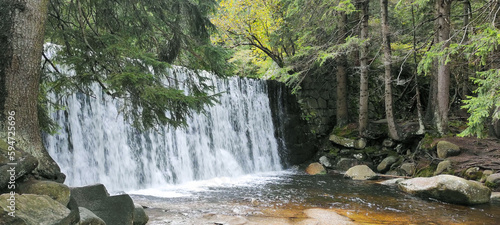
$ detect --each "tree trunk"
[336,11,349,127]
[435,0,452,135]
[0,0,61,179]
[380,0,400,140]
[358,0,370,136]
[412,4,425,134]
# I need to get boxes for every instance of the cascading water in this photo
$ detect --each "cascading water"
[44,66,282,192]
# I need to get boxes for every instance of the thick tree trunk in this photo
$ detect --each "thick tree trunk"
[380,0,400,140]
[358,0,370,136]
[336,12,349,127]
[0,0,61,179]
[412,4,425,134]
[435,0,452,135]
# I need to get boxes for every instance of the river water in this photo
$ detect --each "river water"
[129,170,500,224]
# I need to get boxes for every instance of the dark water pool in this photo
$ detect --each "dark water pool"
[130,170,500,224]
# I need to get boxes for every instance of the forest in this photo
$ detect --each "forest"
[212,0,500,140]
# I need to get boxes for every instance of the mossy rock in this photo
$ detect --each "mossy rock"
[415,165,438,177]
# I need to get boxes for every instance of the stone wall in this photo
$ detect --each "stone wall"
[267,80,317,166]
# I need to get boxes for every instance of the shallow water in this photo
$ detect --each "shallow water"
[129,170,500,224]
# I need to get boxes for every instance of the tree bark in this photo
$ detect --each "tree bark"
[358,0,370,136]
[435,0,452,135]
[380,0,400,140]
[0,0,61,179]
[336,11,349,127]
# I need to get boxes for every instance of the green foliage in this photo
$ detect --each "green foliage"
[415,165,437,177]
[44,0,230,129]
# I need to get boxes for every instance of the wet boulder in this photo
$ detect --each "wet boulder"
[329,135,366,149]
[486,173,500,186]
[0,194,73,224]
[436,141,461,159]
[398,175,491,205]
[344,165,377,180]
[491,192,500,203]
[305,163,326,175]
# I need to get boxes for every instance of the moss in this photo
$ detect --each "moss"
[420,133,437,151]
[415,165,437,177]
[331,124,357,138]
[485,181,499,189]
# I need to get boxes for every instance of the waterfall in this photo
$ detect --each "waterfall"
[44,66,282,192]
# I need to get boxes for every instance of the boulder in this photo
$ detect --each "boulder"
[400,163,416,176]
[434,160,452,176]
[305,163,326,175]
[66,197,80,225]
[464,167,481,180]
[329,135,366,149]
[133,203,149,225]
[79,207,106,225]
[486,173,500,185]
[344,165,377,180]
[398,175,491,205]
[377,156,399,173]
[18,180,71,206]
[491,192,500,203]
[319,156,332,168]
[336,158,361,172]
[71,184,135,225]
[480,170,494,183]
[0,194,73,225]
[0,140,38,190]
[436,141,461,159]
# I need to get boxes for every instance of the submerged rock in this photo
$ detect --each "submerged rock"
[305,163,326,175]
[0,194,73,225]
[344,165,377,180]
[398,174,491,205]
[437,141,461,159]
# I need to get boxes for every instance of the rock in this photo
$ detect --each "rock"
[0,140,39,190]
[378,178,405,186]
[66,197,80,225]
[491,192,500,203]
[133,203,149,225]
[329,135,366,149]
[18,180,71,206]
[400,163,416,176]
[344,165,377,180]
[434,160,452,176]
[480,170,494,183]
[79,207,106,225]
[382,138,395,148]
[464,167,481,180]
[305,163,326,175]
[436,141,461,159]
[71,184,135,225]
[486,173,500,185]
[0,194,73,225]
[398,175,491,205]
[377,156,399,173]
[386,170,404,176]
[319,156,332,168]
[336,158,362,172]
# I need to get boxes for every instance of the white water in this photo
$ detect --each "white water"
[44,65,282,192]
